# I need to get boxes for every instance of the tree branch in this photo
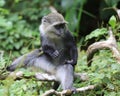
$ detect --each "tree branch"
[6,71,88,82]
[87,28,120,66]
[42,85,95,96]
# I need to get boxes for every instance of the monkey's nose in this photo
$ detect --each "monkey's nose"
[59,29,64,34]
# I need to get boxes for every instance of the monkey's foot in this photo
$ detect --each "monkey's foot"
[71,87,77,94]
[65,87,77,95]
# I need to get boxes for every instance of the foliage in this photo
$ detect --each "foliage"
[76,14,120,96]
[85,28,107,41]
[0,0,86,56]
[85,14,120,42]
[0,0,43,57]
[75,50,120,96]
[0,49,120,96]
[108,15,117,29]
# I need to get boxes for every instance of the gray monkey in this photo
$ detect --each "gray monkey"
[7,12,78,91]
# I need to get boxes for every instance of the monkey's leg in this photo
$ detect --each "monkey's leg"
[56,64,74,90]
[7,50,57,76]
[7,49,41,71]
[33,56,60,90]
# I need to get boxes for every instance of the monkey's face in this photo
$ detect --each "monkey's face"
[39,13,68,38]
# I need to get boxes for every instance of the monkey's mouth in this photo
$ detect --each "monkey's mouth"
[50,31,64,37]
[55,32,61,36]
[55,32,64,37]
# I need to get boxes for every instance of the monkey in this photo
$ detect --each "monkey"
[7,12,78,92]
[40,13,77,66]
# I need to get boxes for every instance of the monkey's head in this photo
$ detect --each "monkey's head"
[39,12,68,38]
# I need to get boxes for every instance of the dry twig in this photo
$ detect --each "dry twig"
[87,28,120,66]
[6,71,88,82]
[42,85,95,96]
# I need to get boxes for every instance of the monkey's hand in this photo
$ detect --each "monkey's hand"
[52,50,59,58]
[64,59,76,66]
[43,45,59,58]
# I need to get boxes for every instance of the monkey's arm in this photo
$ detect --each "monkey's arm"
[64,31,78,66]
[41,36,59,58]
[42,45,59,58]
[69,44,78,66]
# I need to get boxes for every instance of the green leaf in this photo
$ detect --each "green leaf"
[107,83,115,90]
[108,16,117,29]
[14,42,21,49]
[24,71,34,77]
[85,28,107,41]
[0,88,7,96]
[0,0,5,7]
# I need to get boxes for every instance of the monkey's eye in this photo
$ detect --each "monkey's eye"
[54,24,65,30]
[42,19,47,23]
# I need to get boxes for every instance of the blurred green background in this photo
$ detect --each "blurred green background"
[0,0,120,96]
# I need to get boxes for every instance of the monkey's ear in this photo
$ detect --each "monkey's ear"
[49,6,58,13]
[41,16,47,23]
